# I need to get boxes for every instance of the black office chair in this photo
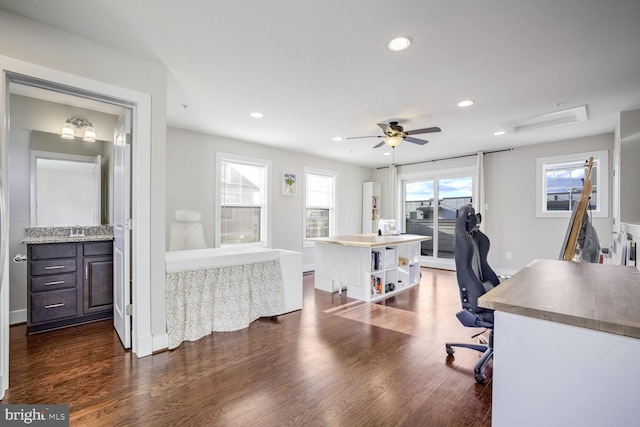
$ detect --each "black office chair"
[445,204,499,384]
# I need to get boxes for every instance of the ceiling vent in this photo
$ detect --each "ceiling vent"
[500,105,588,134]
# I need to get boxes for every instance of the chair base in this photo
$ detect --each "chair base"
[445,330,494,384]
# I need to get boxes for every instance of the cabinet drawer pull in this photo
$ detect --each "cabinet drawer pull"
[44,280,65,286]
[44,266,65,270]
[44,303,65,309]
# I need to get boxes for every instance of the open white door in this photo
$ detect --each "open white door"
[113,111,131,348]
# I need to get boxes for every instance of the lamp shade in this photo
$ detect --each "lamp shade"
[83,126,96,142]
[384,136,403,148]
[61,121,75,139]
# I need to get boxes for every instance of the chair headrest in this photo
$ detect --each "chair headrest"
[174,209,202,223]
[456,204,481,234]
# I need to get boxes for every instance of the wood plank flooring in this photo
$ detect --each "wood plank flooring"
[3,268,492,426]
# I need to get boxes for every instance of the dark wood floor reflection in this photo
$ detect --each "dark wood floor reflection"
[3,268,492,426]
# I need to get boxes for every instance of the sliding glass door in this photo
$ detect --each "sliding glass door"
[403,171,473,267]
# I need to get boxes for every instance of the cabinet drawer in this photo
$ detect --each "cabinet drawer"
[31,289,77,323]
[30,259,77,276]
[30,273,77,292]
[30,243,77,260]
[84,241,113,256]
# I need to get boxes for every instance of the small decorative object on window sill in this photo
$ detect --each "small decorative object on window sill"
[283,172,296,196]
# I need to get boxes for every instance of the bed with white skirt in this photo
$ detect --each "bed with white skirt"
[165,246,302,349]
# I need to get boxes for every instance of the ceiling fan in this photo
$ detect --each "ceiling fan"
[347,121,441,148]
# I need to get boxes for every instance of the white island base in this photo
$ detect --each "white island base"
[310,234,428,303]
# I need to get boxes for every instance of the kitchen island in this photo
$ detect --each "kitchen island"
[478,259,640,427]
[309,233,430,302]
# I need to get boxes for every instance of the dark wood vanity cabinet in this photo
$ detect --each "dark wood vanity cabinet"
[27,241,113,334]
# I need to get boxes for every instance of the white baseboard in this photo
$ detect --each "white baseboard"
[10,309,26,325]
[152,333,168,353]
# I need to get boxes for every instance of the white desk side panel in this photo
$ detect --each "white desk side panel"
[279,250,303,313]
[492,311,640,427]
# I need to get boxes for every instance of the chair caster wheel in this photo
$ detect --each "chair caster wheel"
[445,345,455,356]
[475,372,486,384]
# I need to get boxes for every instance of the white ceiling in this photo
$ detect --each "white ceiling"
[2,0,639,168]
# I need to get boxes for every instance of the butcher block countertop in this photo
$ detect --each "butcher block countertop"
[307,233,431,248]
[479,259,640,340]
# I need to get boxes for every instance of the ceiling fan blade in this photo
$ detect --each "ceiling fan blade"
[372,141,386,148]
[377,122,393,135]
[346,135,382,140]
[405,126,441,135]
[405,136,429,145]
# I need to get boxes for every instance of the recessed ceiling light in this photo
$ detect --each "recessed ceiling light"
[388,36,412,52]
[457,100,475,108]
[493,130,506,136]
[249,112,264,118]
[383,152,391,156]
[332,137,343,141]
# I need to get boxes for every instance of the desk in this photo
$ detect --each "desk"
[310,234,429,302]
[479,259,640,427]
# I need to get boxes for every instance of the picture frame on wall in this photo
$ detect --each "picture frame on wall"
[283,172,297,196]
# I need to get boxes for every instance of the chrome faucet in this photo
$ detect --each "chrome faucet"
[69,226,85,237]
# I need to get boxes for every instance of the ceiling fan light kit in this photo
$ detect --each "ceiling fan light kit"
[347,121,441,149]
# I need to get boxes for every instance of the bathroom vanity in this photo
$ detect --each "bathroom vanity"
[22,227,114,334]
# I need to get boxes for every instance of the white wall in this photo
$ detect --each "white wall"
[0,9,168,337]
[166,127,373,269]
[484,133,613,273]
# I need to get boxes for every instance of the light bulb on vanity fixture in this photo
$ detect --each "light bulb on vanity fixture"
[60,117,97,142]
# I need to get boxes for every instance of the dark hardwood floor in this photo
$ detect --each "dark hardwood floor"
[3,268,492,426]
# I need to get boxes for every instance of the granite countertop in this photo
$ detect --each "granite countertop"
[21,226,114,244]
[307,233,431,248]
[479,259,640,340]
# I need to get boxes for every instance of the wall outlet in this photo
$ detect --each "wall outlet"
[505,252,512,260]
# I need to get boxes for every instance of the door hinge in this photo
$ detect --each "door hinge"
[125,304,133,316]
[125,218,133,230]
[125,133,132,145]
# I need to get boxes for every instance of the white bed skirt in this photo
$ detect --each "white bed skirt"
[166,247,286,349]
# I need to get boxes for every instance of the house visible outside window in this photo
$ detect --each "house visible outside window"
[216,153,271,246]
[304,169,336,240]
[536,150,608,218]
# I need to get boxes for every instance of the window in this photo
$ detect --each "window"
[216,154,271,246]
[304,169,336,239]
[536,150,608,217]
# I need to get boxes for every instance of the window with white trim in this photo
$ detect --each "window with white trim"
[304,169,336,239]
[217,154,270,246]
[536,150,608,217]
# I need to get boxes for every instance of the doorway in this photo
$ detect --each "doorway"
[1,58,154,399]
[401,169,475,269]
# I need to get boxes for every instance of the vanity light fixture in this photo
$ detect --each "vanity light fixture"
[61,117,97,142]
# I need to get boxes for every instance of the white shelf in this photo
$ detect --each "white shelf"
[362,181,381,234]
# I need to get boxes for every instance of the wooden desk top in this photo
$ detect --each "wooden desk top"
[479,259,640,339]
[307,233,431,248]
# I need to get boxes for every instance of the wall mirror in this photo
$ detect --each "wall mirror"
[29,130,111,227]
[30,152,102,226]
